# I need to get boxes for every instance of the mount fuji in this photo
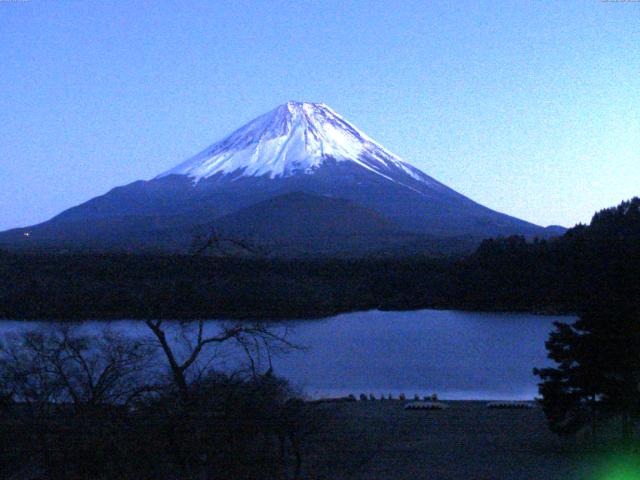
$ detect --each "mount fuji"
[0,101,562,256]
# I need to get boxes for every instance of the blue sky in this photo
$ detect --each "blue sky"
[1,0,638,230]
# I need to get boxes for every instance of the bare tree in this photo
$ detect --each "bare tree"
[136,230,310,478]
[0,325,159,479]
[0,325,155,410]
[145,319,297,403]
[189,226,265,256]
[147,229,297,402]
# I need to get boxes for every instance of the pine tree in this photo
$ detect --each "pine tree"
[534,306,640,440]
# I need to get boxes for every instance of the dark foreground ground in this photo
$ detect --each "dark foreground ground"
[301,401,600,480]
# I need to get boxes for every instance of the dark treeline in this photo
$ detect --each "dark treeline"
[465,197,640,313]
[1,197,638,320]
[0,253,455,320]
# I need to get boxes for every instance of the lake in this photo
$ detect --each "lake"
[0,309,572,400]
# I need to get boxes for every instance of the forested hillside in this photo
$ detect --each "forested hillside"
[1,198,637,320]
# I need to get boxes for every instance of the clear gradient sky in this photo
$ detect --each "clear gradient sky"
[1,0,638,231]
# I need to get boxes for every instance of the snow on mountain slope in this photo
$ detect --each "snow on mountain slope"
[157,101,436,190]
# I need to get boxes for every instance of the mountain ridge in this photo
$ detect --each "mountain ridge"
[0,101,564,255]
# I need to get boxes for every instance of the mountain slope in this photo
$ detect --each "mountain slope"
[0,101,562,255]
[211,191,412,256]
[214,191,396,239]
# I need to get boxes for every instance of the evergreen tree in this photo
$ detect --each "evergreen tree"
[535,304,640,440]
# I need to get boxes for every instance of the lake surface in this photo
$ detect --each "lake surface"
[0,310,573,400]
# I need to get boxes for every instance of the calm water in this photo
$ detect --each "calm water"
[0,310,573,400]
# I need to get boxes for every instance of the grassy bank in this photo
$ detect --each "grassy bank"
[302,400,598,479]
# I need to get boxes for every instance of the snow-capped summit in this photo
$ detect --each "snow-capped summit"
[157,101,427,186]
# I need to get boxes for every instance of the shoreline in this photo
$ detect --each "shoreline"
[0,306,577,323]
[306,393,540,402]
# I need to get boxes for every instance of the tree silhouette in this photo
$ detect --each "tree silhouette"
[534,198,640,441]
